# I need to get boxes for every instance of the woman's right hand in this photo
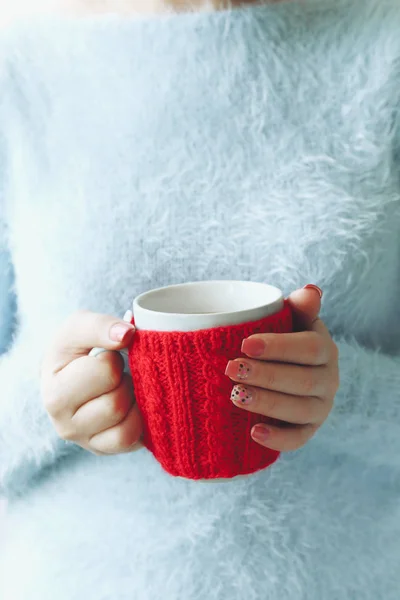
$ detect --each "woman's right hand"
[41,310,143,455]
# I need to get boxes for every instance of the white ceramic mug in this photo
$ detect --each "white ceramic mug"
[133,280,284,332]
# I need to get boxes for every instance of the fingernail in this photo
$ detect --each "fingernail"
[251,424,271,442]
[231,385,253,405]
[303,284,323,298]
[123,310,133,323]
[241,337,265,357]
[109,322,135,342]
[225,360,252,380]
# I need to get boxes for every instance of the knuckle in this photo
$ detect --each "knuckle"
[302,371,316,395]
[106,394,129,425]
[55,422,79,442]
[42,387,64,418]
[274,337,288,361]
[264,392,279,417]
[92,311,108,332]
[101,396,118,424]
[98,427,127,454]
[109,429,126,452]
[307,335,324,362]
[264,367,277,389]
[72,308,91,320]
[42,394,57,416]
[87,436,110,455]
[113,405,128,425]
[63,309,90,332]
[300,398,314,423]
[118,422,141,450]
[118,432,137,451]
[50,310,91,351]
[103,360,123,391]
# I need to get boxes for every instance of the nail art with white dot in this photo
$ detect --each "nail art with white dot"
[231,385,253,405]
[237,362,251,380]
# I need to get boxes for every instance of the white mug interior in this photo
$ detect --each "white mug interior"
[133,280,283,331]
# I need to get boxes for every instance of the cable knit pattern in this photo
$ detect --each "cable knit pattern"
[129,303,292,479]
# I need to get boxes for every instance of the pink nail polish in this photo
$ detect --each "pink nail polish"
[303,284,323,298]
[231,385,253,405]
[109,323,135,342]
[241,337,265,357]
[251,424,270,442]
[225,360,252,380]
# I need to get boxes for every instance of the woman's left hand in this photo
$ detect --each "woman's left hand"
[225,285,340,451]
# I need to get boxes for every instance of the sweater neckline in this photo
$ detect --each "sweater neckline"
[5,0,309,34]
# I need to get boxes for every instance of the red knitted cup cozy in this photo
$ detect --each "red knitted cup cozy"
[128,301,293,480]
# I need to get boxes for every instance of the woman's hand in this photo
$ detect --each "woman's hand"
[225,285,340,451]
[41,310,143,455]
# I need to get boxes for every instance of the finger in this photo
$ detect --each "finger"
[88,310,133,360]
[225,358,330,397]
[71,374,135,438]
[251,421,318,452]
[89,401,143,454]
[310,317,338,349]
[42,351,125,418]
[43,310,135,375]
[241,330,332,366]
[310,317,339,365]
[286,285,322,331]
[230,384,329,424]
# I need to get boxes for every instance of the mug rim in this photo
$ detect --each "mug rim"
[133,280,284,332]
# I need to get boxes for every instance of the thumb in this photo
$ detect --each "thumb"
[286,284,323,331]
[44,311,135,375]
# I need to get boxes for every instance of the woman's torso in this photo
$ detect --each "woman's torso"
[2,2,400,351]
[1,2,400,598]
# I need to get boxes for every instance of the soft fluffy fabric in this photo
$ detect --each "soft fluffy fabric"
[0,248,15,354]
[0,1,400,598]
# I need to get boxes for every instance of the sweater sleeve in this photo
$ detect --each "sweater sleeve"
[326,80,399,467]
[0,44,79,499]
[0,209,79,497]
[316,336,400,469]
[0,40,14,356]
[0,325,79,497]
[0,207,15,356]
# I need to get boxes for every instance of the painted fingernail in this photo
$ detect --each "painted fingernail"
[241,337,265,357]
[225,360,252,380]
[251,424,271,442]
[231,385,253,405]
[303,284,323,298]
[109,322,135,342]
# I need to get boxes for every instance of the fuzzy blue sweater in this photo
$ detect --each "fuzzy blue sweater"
[1,1,400,599]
